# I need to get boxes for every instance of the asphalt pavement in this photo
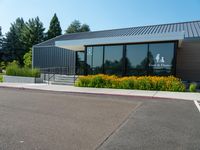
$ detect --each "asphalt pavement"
[0,88,199,150]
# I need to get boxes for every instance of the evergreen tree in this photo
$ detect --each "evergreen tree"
[65,20,90,33]
[22,17,45,49]
[0,26,3,62]
[0,26,2,50]
[47,13,62,39]
[4,18,26,63]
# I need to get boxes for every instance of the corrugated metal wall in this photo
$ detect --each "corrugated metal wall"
[32,46,76,68]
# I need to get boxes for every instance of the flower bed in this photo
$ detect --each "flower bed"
[75,74,186,92]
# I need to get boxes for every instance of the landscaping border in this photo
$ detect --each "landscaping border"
[3,75,43,83]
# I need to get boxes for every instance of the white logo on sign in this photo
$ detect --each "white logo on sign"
[155,53,165,63]
[160,57,165,63]
[155,54,160,63]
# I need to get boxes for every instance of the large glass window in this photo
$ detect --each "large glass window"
[76,51,85,75]
[92,46,103,74]
[85,42,175,76]
[126,44,148,75]
[148,43,174,75]
[86,46,103,74]
[86,47,93,74]
[104,45,123,75]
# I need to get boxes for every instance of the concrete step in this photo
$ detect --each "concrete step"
[51,81,74,85]
[55,75,78,78]
[54,79,74,83]
[55,77,75,80]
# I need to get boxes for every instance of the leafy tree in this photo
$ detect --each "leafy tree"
[23,49,32,68]
[80,24,90,32]
[47,13,62,39]
[65,20,90,33]
[4,18,26,63]
[22,17,45,49]
[66,20,81,33]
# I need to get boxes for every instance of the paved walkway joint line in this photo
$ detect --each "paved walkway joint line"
[194,100,200,113]
[95,102,142,150]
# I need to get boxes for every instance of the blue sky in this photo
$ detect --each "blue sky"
[0,0,200,34]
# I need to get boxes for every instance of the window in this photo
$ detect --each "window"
[76,51,85,75]
[148,43,175,75]
[126,44,148,75]
[85,42,175,76]
[86,46,103,74]
[86,47,93,74]
[104,45,123,75]
[92,46,104,74]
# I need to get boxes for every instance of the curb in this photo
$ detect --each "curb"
[0,85,193,102]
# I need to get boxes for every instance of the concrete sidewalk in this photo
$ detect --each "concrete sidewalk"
[0,83,200,101]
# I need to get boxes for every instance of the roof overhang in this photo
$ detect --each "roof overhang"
[55,31,185,51]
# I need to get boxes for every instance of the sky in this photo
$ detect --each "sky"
[0,0,200,35]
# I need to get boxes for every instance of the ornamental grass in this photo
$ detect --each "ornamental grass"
[6,63,40,78]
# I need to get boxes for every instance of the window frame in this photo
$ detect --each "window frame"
[84,40,178,76]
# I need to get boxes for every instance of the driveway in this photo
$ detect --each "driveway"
[0,88,200,150]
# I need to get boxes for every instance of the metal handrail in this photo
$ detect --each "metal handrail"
[40,66,77,85]
[40,66,76,75]
[47,74,55,85]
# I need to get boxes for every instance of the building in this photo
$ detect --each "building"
[33,20,200,81]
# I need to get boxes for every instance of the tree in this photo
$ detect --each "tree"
[3,17,45,65]
[22,17,45,49]
[0,61,6,70]
[47,13,62,39]
[65,20,90,33]
[0,27,4,62]
[4,18,26,63]
[80,24,90,32]
[0,26,2,50]
[23,49,32,68]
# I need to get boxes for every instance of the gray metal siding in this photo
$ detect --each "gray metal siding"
[33,46,75,69]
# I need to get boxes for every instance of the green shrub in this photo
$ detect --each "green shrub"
[75,74,186,92]
[7,60,19,66]
[0,75,3,82]
[6,63,40,78]
[189,83,197,92]
[0,61,6,70]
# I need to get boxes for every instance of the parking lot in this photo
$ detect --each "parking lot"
[0,88,199,150]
